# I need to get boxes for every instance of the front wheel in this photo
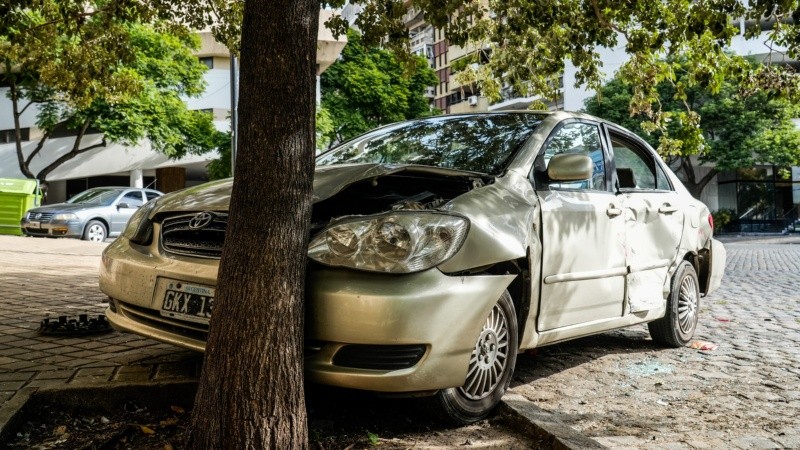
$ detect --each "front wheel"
[82,220,107,242]
[648,261,700,347]
[433,290,518,424]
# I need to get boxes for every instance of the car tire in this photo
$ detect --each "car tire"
[648,260,700,347]
[431,290,518,425]
[83,220,107,242]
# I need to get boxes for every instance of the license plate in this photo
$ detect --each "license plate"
[28,221,40,229]
[160,281,214,323]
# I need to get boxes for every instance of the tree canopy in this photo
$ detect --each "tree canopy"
[584,67,800,197]
[1,3,225,181]
[320,29,438,147]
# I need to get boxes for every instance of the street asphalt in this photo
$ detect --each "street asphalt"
[0,234,798,449]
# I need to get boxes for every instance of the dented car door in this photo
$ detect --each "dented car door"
[536,121,627,331]
[607,127,685,313]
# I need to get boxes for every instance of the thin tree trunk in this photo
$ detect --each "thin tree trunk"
[187,0,317,448]
[8,78,36,179]
[679,156,716,200]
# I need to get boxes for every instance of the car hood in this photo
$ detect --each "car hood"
[153,164,483,213]
[27,203,102,214]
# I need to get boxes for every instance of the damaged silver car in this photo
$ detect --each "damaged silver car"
[99,111,725,423]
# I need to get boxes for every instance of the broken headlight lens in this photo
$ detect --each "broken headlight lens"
[122,200,157,245]
[308,212,469,273]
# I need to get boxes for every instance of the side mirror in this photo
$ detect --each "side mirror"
[547,153,594,182]
[117,202,130,209]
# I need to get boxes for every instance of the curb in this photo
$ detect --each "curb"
[501,392,607,450]
[0,387,35,442]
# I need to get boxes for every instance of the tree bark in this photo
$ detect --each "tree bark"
[186,0,317,448]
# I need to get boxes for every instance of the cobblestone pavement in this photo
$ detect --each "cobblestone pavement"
[1,235,799,449]
[0,235,201,407]
[511,237,800,449]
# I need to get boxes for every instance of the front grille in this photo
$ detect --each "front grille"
[28,212,54,222]
[160,212,228,259]
[332,344,427,370]
[116,300,209,342]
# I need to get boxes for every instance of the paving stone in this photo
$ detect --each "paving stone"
[684,438,731,449]
[730,436,782,449]
[113,365,153,382]
[0,372,34,382]
[772,432,800,448]
[0,391,14,404]
[34,370,76,381]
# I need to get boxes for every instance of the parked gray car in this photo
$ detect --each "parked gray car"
[21,187,163,242]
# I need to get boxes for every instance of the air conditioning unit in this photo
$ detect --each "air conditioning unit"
[468,96,479,106]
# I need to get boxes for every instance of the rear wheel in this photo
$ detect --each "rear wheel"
[83,220,107,242]
[432,290,518,424]
[648,261,700,347]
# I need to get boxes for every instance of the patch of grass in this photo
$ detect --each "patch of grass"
[716,300,728,305]
[367,431,380,446]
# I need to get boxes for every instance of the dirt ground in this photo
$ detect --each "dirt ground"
[6,385,545,449]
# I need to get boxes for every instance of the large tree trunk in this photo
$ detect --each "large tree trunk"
[186,1,318,448]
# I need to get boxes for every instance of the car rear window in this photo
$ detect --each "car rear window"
[317,113,545,175]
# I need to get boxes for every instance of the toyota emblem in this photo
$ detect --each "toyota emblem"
[188,211,215,230]
[34,213,42,219]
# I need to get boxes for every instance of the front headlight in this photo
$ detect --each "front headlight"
[308,212,470,273]
[122,201,158,245]
[52,213,78,221]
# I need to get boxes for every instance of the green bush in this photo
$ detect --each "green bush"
[711,209,735,230]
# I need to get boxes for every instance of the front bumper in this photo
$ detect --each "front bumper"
[20,219,83,238]
[100,237,515,392]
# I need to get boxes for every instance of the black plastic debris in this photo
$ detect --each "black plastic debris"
[39,314,112,336]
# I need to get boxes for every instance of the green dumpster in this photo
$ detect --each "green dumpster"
[0,178,42,236]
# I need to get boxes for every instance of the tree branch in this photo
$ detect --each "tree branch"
[18,100,35,116]
[21,5,115,35]
[589,0,630,41]
[24,130,53,168]
[695,167,718,195]
[36,136,107,181]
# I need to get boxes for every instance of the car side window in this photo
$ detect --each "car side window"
[121,191,144,208]
[610,133,673,191]
[145,192,160,202]
[542,122,606,191]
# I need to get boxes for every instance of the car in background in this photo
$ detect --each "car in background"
[21,187,163,242]
[99,111,725,423]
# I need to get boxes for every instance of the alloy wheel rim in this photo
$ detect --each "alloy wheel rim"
[88,225,105,242]
[677,275,698,334]
[459,303,509,400]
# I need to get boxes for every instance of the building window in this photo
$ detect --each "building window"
[717,165,800,232]
[0,128,30,143]
[199,57,214,69]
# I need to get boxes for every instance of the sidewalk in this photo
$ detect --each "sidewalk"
[0,235,200,407]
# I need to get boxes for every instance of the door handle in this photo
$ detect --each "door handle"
[607,206,622,217]
[658,204,678,214]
